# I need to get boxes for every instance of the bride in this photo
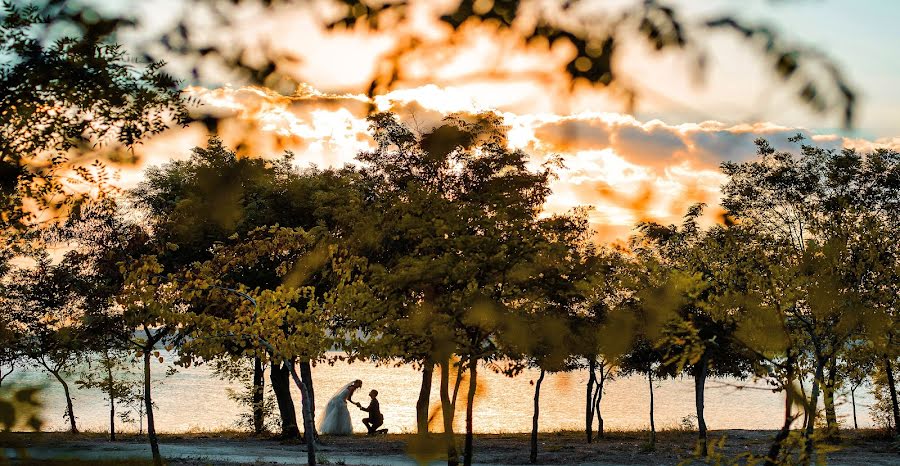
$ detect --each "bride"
[318,379,362,435]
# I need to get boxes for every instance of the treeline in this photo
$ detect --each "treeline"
[1,114,899,466]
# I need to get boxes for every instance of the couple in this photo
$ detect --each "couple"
[318,379,386,436]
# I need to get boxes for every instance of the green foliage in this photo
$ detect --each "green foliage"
[0,3,887,466]
[346,111,559,369]
[212,357,279,433]
[0,385,42,432]
[631,205,754,380]
[323,0,854,126]
[174,225,335,365]
[871,362,899,431]
[0,1,187,239]
[75,348,146,431]
[5,253,87,432]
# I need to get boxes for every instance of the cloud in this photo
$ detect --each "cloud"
[119,83,897,242]
[843,136,900,153]
[525,115,855,174]
[611,122,688,167]
[680,123,844,165]
[533,117,612,152]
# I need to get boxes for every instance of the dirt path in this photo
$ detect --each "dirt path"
[2,430,896,465]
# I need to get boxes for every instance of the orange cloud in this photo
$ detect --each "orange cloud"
[115,83,896,242]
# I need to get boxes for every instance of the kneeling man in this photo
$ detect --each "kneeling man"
[354,389,386,435]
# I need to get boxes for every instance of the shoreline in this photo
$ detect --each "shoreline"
[2,429,896,465]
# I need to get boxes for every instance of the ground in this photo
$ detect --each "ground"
[1,430,897,465]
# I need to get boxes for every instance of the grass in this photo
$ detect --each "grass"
[0,460,158,466]
[10,426,895,442]
[2,428,896,466]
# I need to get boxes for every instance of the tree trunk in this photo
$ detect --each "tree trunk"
[252,357,265,434]
[884,355,900,436]
[585,356,596,443]
[695,353,709,456]
[106,354,116,441]
[648,370,656,448]
[530,368,545,464]
[299,360,317,441]
[804,359,824,460]
[417,361,434,435]
[109,392,116,442]
[50,370,78,434]
[0,364,11,387]
[463,359,477,466]
[288,363,317,466]
[850,386,858,430]
[823,356,838,435]
[591,378,603,438]
[451,362,465,414]
[143,350,162,466]
[270,361,300,439]
[593,368,604,439]
[440,359,459,466]
[594,363,609,438]
[138,399,145,435]
[799,376,809,429]
[765,354,796,466]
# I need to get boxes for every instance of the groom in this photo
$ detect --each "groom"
[354,389,387,435]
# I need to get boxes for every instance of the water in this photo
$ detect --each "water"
[7,353,877,434]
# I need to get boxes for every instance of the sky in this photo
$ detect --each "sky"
[97,0,900,241]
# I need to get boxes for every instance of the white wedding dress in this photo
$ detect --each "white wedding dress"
[318,382,355,435]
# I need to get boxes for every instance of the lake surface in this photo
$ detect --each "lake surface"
[7,352,877,434]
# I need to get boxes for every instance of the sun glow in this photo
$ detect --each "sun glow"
[159,82,900,241]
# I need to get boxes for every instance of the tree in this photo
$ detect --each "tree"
[0,247,16,388]
[617,238,686,450]
[0,2,186,442]
[619,337,672,449]
[167,225,344,466]
[131,136,361,439]
[75,347,142,441]
[130,136,307,269]
[722,138,888,440]
[348,111,557,466]
[115,256,183,466]
[633,206,754,455]
[719,138,900,457]
[212,356,278,433]
[840,342,876,430]
[712,224,815,465]
[7,253,88,433]
[871,358,900,432]
[496,212,595,463]
[54,197,156,441]
[0,2,186,247]
[0,304,17,389]
[575,246,633,443]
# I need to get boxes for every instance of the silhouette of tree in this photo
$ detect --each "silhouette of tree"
[577,245,639,443]
[720,137,900,456]
[494,211,596,462]
[6,253,88,433]
[55,197,155,442]
[174,225,335,443]
[632,205,754,456]
[0,2,187,242]
[131,135,362,439]
[618,337,673,449]
[345,111,557,466]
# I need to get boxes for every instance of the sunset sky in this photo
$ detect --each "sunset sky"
[105,0,900,241]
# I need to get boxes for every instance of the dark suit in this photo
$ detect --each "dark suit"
[359,398,383,434]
